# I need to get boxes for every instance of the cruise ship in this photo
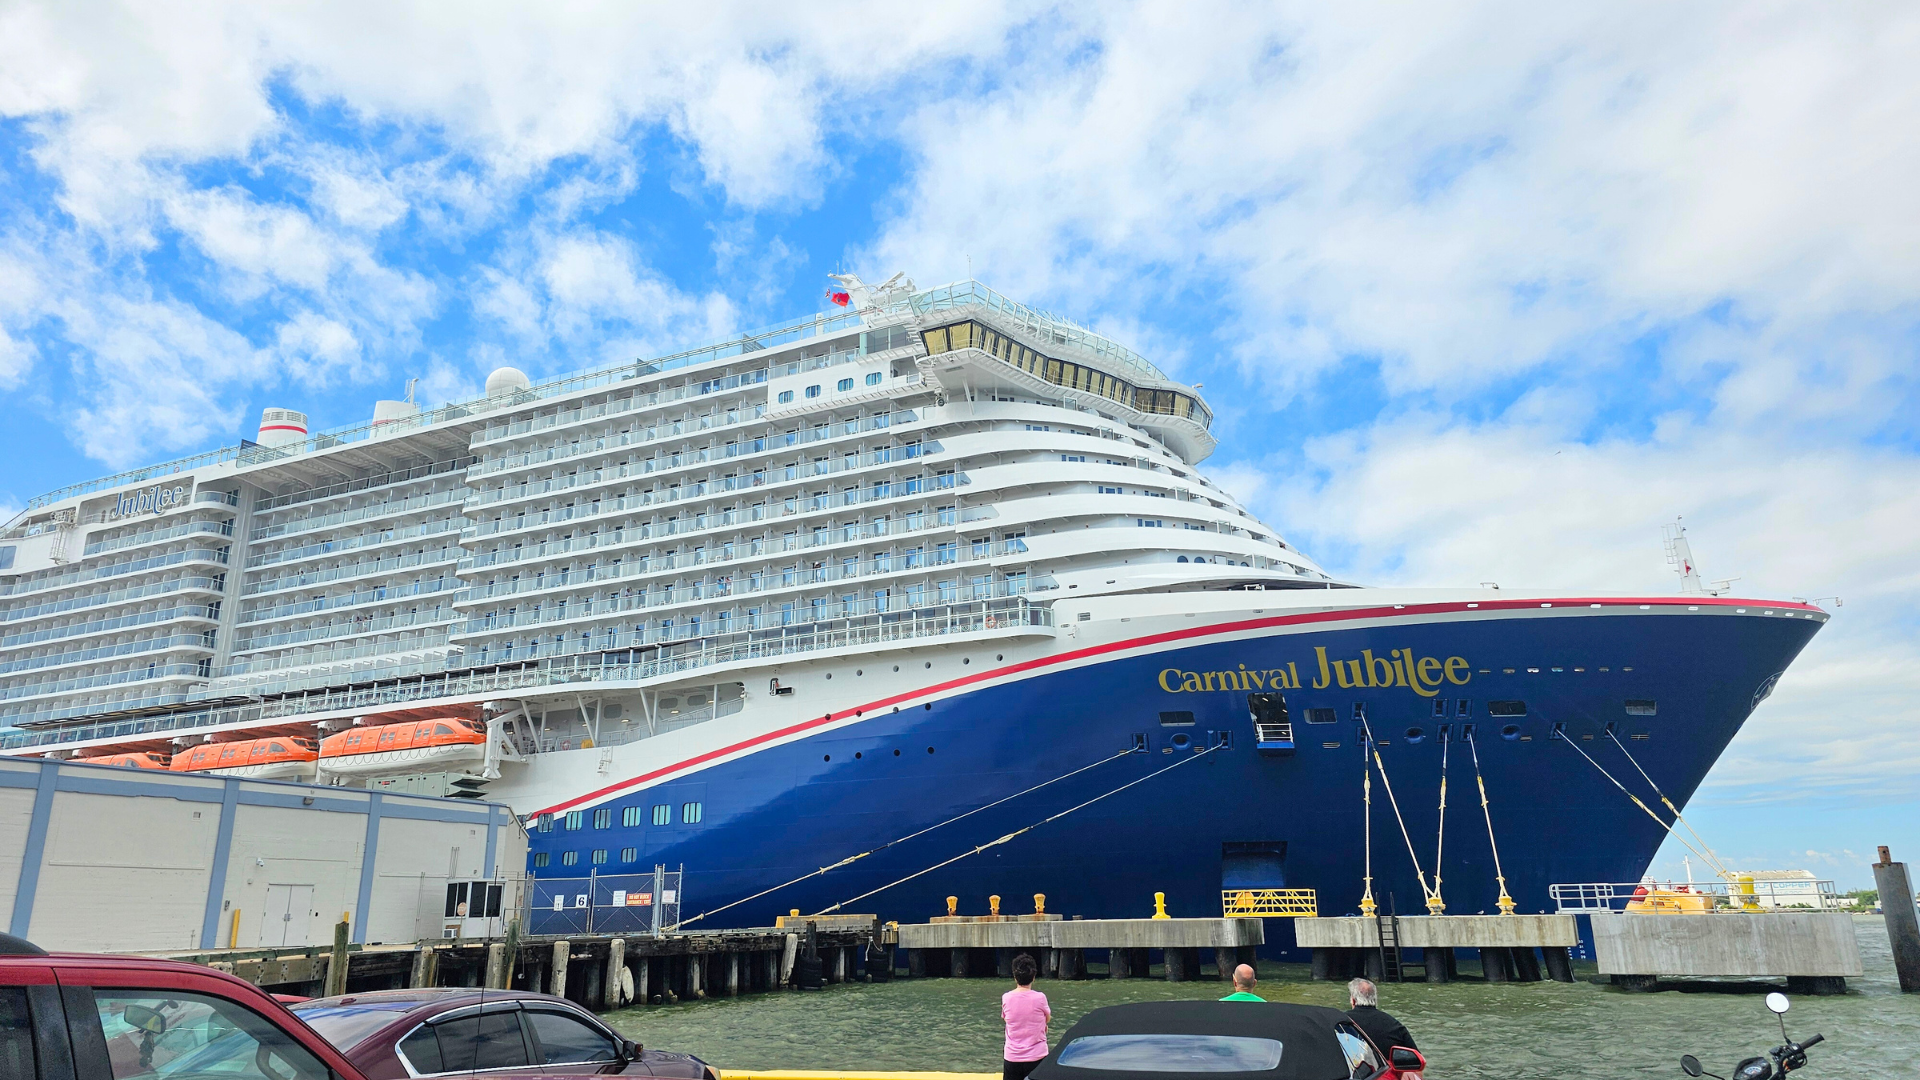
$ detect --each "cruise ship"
[0,275,1826,937]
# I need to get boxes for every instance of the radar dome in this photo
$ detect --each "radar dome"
[486,366,532,399]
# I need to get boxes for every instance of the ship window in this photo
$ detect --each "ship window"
[621,847,638,862]
[1159,711,1196,727]
[866,372,883,386]
[533,853,550,867]
[1456,699,1471,716]
[1432,699,1448,718]
[564,810,584,831]
[1351,703,1367,721]
[592,849,609,865]
[1305,708,1338,725]
[536,814,553,833]
[778,390,794,403]
[682,801,703,824]
[434,724,454,736]
[1247,693,1288,726]
[622,806,642,828]
[805,385,821,398]
[561,851,579,866]
[837,378,854,392]
[922,327,950,354]
[1487,700,1527,717]
[651,804,671,826]
[593,808,612,829]
[1624,699,1657,716]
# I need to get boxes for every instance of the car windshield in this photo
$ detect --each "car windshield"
[1056,1033,1285,1072]
[288,1000,422,1051]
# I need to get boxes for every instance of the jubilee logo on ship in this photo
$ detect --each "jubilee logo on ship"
[1159,646,1472,698]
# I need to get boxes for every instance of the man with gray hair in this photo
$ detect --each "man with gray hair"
[1346,977,1416,1054]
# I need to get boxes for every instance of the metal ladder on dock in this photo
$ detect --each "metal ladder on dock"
[1375,913,1406,982]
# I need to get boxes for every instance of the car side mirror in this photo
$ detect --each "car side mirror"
[122,1004,168,1035]
[1389,1046,1424,1071]
[623,1039,642,1060]
[1680,1055,1703,1077]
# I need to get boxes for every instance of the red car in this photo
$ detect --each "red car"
[289,988,716,1078]
[0,932,710,1080]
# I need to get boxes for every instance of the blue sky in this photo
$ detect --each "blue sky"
[1,3,1916,888]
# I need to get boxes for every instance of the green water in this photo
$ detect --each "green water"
[605,917,1918,1078]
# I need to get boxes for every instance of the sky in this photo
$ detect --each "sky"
[0,2,1915,890]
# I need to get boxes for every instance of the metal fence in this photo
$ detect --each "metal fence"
[1222,889,1318,917]
[527,867,682,936]
[1550,878,1842,914]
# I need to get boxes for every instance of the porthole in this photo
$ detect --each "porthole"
[996,654,1003,661]
[924,703,932,711]
[823,754,832,761]
[927,746,935,754]
[855,752,863,759]
[893,749,901,756]
[893,665,900,672]
[826,673,833,680]
[1170,733,1191,748]
[1404,727,1425,744]
[963,658,970,665]
[925,662,932,669]
[1501,725,1521,741]
[856,669,863,676]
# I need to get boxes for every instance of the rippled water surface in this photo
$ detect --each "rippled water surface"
[605,916,1917,1077]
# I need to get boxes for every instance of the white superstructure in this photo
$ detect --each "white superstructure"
[0,277,1331,752]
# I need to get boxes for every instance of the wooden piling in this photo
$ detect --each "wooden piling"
[323,919,350,997]
[550,940,571,997]
[605,939,627,1008]
[485,944,508,989]
[409,944,438,989]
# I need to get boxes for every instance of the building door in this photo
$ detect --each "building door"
[259,884,317,947]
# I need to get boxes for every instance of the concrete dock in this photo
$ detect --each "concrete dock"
[1591,912,1864,993]
[896,917,1264,982]
[1294,915,1579,983]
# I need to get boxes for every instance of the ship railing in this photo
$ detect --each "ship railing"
[1549,879,1843,914]
[1222,889,1318,917]
[0,597,1053,752]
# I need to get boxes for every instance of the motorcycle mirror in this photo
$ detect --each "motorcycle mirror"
[1764,991,1789,1015]
[1680,1054,1704,1077]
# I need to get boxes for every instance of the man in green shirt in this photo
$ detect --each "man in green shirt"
[1220,964,1264,1001]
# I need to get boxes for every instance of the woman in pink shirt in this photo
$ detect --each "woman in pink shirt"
[1001,953,1051,1079]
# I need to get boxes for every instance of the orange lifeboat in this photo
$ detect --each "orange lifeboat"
[319,717,487,777]
[85,751,171,770]
[170,736,320,780]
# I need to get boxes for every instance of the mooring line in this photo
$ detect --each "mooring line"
[1557,730,1720,871]
[1606,728,1731,878]
[669,745,1137,930]
[812,745,1221,916]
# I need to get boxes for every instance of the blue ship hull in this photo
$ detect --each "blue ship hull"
[526,605,1820,955]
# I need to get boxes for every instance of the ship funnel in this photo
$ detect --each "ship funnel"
[371,399,419,437]
[257,408,309,450]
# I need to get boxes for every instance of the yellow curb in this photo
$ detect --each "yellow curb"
[721,1072,1000,1080]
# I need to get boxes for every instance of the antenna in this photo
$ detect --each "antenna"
[1662,519,1711,595]
[405,378,419,406]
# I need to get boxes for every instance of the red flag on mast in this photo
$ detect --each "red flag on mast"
[826,289,850,307]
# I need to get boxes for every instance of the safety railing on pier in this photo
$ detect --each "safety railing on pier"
[1222,889,1318,917]
[529,867,683,936]
[1549,878,1843,914]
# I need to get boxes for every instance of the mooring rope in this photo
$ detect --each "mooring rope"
[1360,734,1376,916]
[669,745,1138,930]
[1606,729,1731,879]
[812,745,1221,916]
[1465,729,1516,914]
[1431,728,1450,913]
[1362,718,1436,904]
[1557,729,1720,871]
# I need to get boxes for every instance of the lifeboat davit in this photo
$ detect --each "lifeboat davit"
[86,751,171,770]
[319,717,487,777]
[170,736,320,780]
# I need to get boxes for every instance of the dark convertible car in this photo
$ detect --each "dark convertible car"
[1030,1001,1422,1080]
[289,988,716,1078]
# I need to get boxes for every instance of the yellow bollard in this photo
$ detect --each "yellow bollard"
[791,909,800,917]
[989,895,1001,918]
[1736,873,1761,912]
[1152,892,1171,919]
[946,895,959,918]
[1034,893,1046,916]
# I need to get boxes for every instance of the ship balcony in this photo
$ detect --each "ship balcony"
[82,518,235,559]
[248,456,474,516]
[240,545,463,599]
[1,574,226,624]
[1255,721,1296,756]
[0,633,217,680]
[244,516,466,573]
[468,369,777,450]
[0,687,206,729]
[0,661,211,705]
[0,604,221,652]
[228,607,461,655]
[248,486,468,543]
[458,467,957,570]
[237,576,460,627]
[462,412,930,518]
[1,548,230,600]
